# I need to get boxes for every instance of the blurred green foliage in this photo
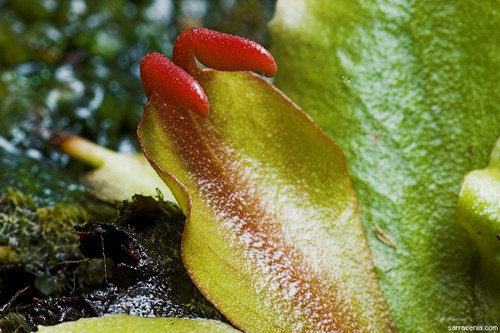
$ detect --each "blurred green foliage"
[0,0,275,203]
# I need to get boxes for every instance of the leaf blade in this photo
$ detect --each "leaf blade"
[138,70,394,332]
[270,0,500,329]
[37,314,239,333]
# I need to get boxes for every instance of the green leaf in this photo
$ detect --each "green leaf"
[56,134,175,203]
[138,70,394,331]
[269,0,500,330]
[37,315,239,333]
[457,138,500,323]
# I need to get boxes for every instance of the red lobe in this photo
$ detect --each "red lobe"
[140,29,277,117]
[173,28,277,78]
[140,52,209,117]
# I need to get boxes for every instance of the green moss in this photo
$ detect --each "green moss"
[0,313,30,333]
[0,188,89,269]
[0,188,106,298]
[0,192,224,329]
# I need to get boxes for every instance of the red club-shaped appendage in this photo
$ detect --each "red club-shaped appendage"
[140,52,209,117]
[172,28,277,78]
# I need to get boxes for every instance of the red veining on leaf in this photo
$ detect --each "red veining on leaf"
[172,27,277,78]
[138,91,363,332]
[138,28,394,331]
[140,52,209,116]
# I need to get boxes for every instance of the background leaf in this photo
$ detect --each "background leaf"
[270,0,500,330]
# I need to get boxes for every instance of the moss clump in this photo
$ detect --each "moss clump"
[0,193,225,330]
[0,313,31,333]
[0,188,89,270]
[0,188,106,301]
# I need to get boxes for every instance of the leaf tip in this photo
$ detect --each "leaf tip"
[140,52,209,117]
[173,27,277,78]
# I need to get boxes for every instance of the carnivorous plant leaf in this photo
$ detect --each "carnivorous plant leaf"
[270,0,500,329]
[37,314,239,333]
[137,29,394,332]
